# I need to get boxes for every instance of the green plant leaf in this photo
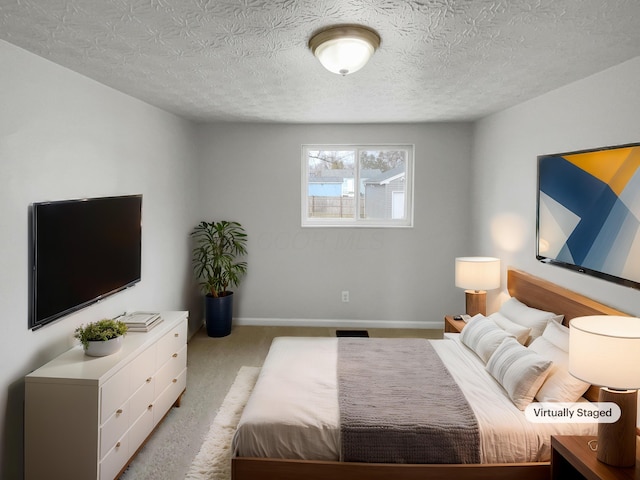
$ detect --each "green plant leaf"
[190,220,248,297]
[74,319,128,349]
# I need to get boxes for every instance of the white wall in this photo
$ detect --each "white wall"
[0,41,201,478]
[196,122,474,328]
[473,55,640,316]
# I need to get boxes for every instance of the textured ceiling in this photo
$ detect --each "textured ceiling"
[1,0,640,123]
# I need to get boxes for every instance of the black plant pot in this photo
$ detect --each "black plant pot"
[205,292,234,337]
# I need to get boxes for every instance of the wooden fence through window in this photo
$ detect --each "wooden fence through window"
[308,196,364,218]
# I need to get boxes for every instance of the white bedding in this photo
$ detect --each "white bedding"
[232,335,596,463]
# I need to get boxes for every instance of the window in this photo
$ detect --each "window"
[302,145,414,227]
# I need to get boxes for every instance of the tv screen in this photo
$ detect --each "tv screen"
[30,194,142,329]
[537,143,640,289]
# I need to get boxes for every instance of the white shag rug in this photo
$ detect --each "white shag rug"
[186,366,260,480]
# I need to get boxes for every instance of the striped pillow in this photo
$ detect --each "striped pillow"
[488,312,532,345]
[486,337,553,410]
[460,315,515,363]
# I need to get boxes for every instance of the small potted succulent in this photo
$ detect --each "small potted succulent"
[74,318,128,357]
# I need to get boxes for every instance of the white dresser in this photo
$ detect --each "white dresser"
[25,311,188,480]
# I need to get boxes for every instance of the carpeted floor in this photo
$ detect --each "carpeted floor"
[119,324,441,479]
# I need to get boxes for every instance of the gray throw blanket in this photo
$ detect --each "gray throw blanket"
[337,338,480,464]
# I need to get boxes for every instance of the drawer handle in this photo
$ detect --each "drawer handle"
[174,333,179,337]
[116,442,121,448]
[172,378,177,383]
[146,377,152,383]
[148,404,153,410]
[116,409,123,415]
[172,353,178,358]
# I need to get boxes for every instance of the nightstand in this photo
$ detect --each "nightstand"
[551,435,640,480]
[444,315,466,334]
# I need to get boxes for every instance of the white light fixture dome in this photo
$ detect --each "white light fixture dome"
[309,25,381,76]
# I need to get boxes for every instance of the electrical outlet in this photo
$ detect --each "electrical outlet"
[341,291,349,302]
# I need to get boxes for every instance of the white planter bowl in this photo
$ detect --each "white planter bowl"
[85,336,123,357]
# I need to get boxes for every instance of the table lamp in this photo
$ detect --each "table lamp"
[569,315,640,467]
[454,257,500,316]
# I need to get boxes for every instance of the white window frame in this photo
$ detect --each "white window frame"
[302,144,414,228]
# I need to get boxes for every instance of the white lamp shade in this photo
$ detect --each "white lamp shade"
[454,257,501,291]
[569,315,640,389]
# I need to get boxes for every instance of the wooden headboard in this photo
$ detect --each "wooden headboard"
[507,268,628,324]
[507,268,629,403]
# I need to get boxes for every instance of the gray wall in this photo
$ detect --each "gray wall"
[6,31,640,479]
[0,40,201,478]
[196,123,474,328]
[473,55,640,316]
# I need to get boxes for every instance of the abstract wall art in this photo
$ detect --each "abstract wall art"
[537,143,640,289]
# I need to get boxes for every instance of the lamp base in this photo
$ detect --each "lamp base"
[597,387,637,467]
[464,290,486,316]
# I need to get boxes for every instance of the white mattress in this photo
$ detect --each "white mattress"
[232,335,596,463]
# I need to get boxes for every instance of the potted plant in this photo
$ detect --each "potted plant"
[74,318,128,357]
[191,220,248,337]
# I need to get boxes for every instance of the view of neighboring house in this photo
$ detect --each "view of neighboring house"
[308,176,343,197]
[307,167,405,219]
[364,166,406,219]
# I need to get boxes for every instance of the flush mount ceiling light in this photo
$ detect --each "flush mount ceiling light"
[309,25,381,76]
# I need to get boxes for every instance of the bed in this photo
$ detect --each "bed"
[231,268,628,480]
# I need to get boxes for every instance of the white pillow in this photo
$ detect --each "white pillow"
[539,318,570,352]
[499,297,564,344]
[486,337,553,410]
[488,312,532,345]
[459,314,488,350]
[528,324,590,402]
[460,315,515,363]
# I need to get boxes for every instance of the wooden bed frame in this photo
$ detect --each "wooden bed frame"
[232,268,629,480]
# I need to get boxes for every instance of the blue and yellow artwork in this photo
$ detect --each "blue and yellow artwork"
[538,145,640,285]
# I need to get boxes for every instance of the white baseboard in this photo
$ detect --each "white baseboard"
[234,317,443,330]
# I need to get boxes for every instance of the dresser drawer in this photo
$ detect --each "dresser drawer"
[156,321,187,369]
[130,344,156,392]
[155,345,186,395]
[100,399,130,459]
[101,365,131,423]
[130,376,154,420]
[128,405,154,457]
[99,430,129,480]
[154,368,187,425]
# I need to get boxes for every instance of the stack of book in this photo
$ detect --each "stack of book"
[121,312,163,332]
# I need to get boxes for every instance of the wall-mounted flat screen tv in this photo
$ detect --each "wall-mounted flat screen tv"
[537,143,640,289]
[30,194,142,330]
